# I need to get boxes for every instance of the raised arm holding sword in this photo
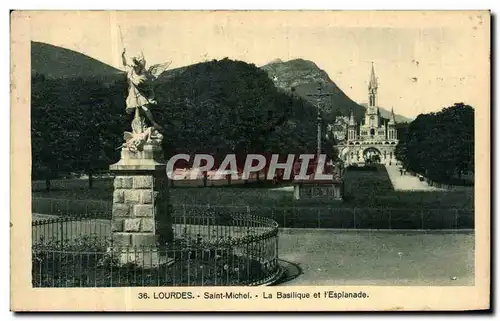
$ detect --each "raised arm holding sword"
[117,26,171,152]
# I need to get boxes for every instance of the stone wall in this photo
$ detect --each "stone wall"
[293,182,343,201]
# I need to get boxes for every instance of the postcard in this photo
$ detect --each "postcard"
[10,10,490,311]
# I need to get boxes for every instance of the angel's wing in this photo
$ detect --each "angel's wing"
[148,61,172,80]
[123,131,134,142]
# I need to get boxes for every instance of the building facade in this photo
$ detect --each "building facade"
[333,63,398,165]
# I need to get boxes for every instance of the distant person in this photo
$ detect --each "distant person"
[42,165,51,192]
[202,171,208,187]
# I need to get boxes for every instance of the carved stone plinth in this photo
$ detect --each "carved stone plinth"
[114,248,174,269]
[110,143,166,171]
[293,180,344,201]
[109,142,173,266]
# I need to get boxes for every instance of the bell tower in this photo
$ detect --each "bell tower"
[368,62,378,109]
[365,62,380,129]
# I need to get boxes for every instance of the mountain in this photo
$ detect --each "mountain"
[260,58,412,124]
[260,58,365,123]
[31,41,413,125]
[31,41,125,83]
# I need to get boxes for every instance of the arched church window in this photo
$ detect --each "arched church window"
[370,128,375,137]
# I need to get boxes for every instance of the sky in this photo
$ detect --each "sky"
[27,11,490,119]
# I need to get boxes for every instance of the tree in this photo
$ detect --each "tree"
[154,58,320,162]
[31,74,126,189]
[31,74,78,189]
[71,79,126,188]
[395,103,474,183]
[394,122,409,165]
[31,58,327,188]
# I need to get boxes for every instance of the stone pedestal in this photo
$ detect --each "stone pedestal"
[293,179,344,201]
[109,142,173,267]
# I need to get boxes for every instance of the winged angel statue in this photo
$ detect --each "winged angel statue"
[120,48,171,152]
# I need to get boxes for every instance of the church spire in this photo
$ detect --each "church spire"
[369,62,377,90]
[349,109,356,126]
[388,107,396,125]
[368,62,378,108]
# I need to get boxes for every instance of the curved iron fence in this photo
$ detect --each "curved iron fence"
[32,210,281,287]
[33,197,474,230]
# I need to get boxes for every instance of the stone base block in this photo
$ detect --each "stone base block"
[108,247,175,269]
[109,145,166,172]
[293,182,344,201]
[112,232,157,247]
[118,250,175,269]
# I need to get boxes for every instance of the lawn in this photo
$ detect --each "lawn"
[32,165,474,229]
[33,165,473,210]
[344,165,395,197]
[343,165,474,210]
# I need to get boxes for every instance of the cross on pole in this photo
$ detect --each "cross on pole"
[305,83,335,159]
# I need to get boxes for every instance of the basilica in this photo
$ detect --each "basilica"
[331,64,399,165]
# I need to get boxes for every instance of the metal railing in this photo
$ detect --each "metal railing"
[32,208,281,287]
[33,197,474,230]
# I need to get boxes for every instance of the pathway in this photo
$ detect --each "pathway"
[278,229,474,286]
[32,213,59,221]
[385,165,444,191]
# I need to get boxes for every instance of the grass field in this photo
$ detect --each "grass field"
[343,166,473,210]
[33,165,474,211]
